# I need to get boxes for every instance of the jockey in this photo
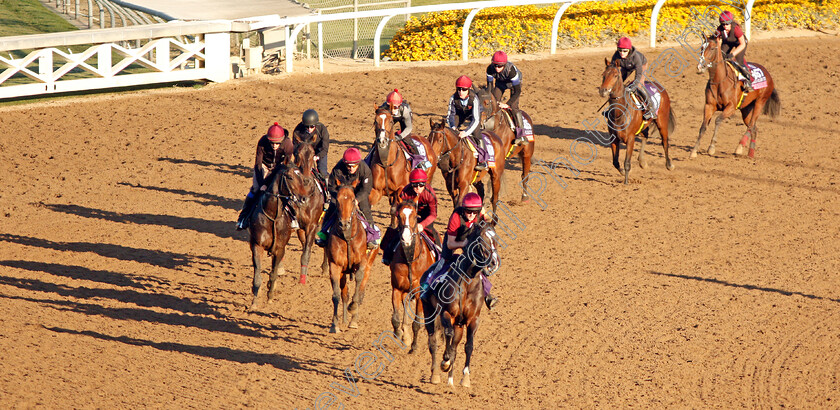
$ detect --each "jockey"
[420,192,498,310]
[486,51,527,145]
[716,11,754,92]
[236,122,294,230]
[293,109,330,178]
[610,37,657,120]
[380,168,439,265]
[316,147,378,249]
[378,89,414,139]
[447,75,488,172]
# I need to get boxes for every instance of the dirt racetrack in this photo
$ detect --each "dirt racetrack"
[1,35,839,408]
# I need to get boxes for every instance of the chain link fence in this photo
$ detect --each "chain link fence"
[302,0,411,59]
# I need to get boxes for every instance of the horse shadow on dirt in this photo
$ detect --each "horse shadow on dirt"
[41,203,239,240]
[45,327,332,373]
[117,182,241,211]
[532,123,607,143]
[649,271,840,304]
[0,234,229,270]
[0,271,289,340]
[157,157,251,178]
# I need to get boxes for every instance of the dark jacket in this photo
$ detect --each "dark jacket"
[446,90,482,136]
[292,122,330,162]
[610,47,648,84]
[254,134,294,185]
[716,22,747,55]
[378,102,413,136]
[327,160,373,202]
[399,185,438,229]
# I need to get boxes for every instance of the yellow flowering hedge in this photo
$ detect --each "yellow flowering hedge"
[386,0,840,61]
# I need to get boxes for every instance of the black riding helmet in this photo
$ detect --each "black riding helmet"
[302,109,319,126]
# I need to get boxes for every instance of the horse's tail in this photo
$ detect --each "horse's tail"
[668,109,677,134]
[763,89,781,118]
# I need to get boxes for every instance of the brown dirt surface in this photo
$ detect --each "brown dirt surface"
[1,35,839,408]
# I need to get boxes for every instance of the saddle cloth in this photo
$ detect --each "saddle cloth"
[630,82,662,112]
[465,133,496,168]
[398,137,432,170]
[501,109,535,142]
[727,62,768,90]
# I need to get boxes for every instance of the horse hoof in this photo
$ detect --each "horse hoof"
[348,320,359,329]
[667,162,676,171]
[347,302,358,314]
[748,148,756,158]
[299,274,307,284]
[461,374,471,388]
[441,360,451,372]
[329,324,341,334]
[735,145,744,155]
[520,195,530,203]
[689,150,698,159]
[447,376,454,386]
[639,161,648,169]
[707,147,716,156]
[431,374,441,384]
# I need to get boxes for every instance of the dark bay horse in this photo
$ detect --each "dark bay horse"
[474,85,536,202]
[599,59,677,184]
[369,107,437,206]
[389,200,438,353]
[692,35,781,158]
[427,118,505,213]
[421,222,499,387]
[247,164,298,310]
[326,184,379,333]
[288,142,328,285]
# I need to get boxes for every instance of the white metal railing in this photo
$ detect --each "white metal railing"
[0,18,279,99]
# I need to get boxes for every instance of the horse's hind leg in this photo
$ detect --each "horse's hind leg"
[709,104,736,156]
[267,237,290,301]
[691,104,715,158]
[249,243,263,310]
[461,321,478,387]
[391,288,404,342]
[744,100,765,158]
[518,147,533,202]
[424,312,441,384]
[299,228,316,284]
[409,296,423,354]
[638,130,648,169]
[623,134,636,184]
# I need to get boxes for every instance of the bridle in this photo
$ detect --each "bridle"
[375,110,399,168]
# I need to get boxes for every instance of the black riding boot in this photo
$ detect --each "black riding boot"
[738,64,754,92]
[236,192,258,230]
[636,88,657,120]
[513,110,528,145]
[473,135,488,171]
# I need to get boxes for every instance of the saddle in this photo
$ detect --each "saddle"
[397,137,432,170]
[500,108,534,143]
[464,133,496,169]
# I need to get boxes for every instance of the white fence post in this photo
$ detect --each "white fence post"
[374,14,398,67]
[744,0,755,38]
[205,32,232,82]
[650,0,667,48]
[550,1,578,54]
[461,8,484,61]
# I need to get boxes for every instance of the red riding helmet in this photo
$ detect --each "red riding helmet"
[719,10,734,23]
[455,75,473,89]
[409,168,427,184]
[343,147,362,164]
[267,122,285,142]
[462,192,482,211]
[491,51,507,64]
[386,89,403,106]
[617,37,632,49]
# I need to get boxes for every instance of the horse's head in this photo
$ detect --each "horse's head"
[697,34,720,74]
[428,117,458,170]
[475,85,499,129]
[374,107,395,149]
[599,59,623,98]
[458,220,500,278]
[294,141,315,177]
[335,185,357,236]
[395,200,418,249]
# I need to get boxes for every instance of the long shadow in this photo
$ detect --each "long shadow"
[331,139,372,151]
[44,327,331,373]
[157,157,251,178]
[679,163,840,195]
[0,283,275,339]
[649,271,840,304]
[0,235,229,270]
[0,260,166,289]
[117,182,240,211]
[533,124,602,142]
[41,203,239,240]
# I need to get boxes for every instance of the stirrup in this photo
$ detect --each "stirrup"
[474,162,488,171]
[485,295,498,310]
[290,219,299,229]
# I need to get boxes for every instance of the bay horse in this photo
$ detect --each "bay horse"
[246,163,298,310]
[421,221,499,387]
[474,85,536,202]
[326,184,379,333]
[287,142,329,285]
[692,34,781,158]
[427,118,505,213]
[389,200,438,353]
[599,59,677,184]
[369,107,438,206]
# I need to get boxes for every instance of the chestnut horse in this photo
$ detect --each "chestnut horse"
[692,34,781,158]
[369,107,437,206]
[599,59,677,184]
[247,164,298,310]
[474,85,536,202]
[427,118,505,213]
[287,142,328,285]
[326,184,379,333]
[389,200,438,353]
[421,222,499,387]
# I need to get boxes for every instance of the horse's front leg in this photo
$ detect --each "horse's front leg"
[267,233,290,301]
[445,326,464,386]
[624,133,636,185]
[638,129,648,169]
[691,103,715,158]
[299,225,316,284]
[329,264,343,333]
[610,135,623,175]
[461,321,478,387]
[249,242,263,310]
[347,262,364,329]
